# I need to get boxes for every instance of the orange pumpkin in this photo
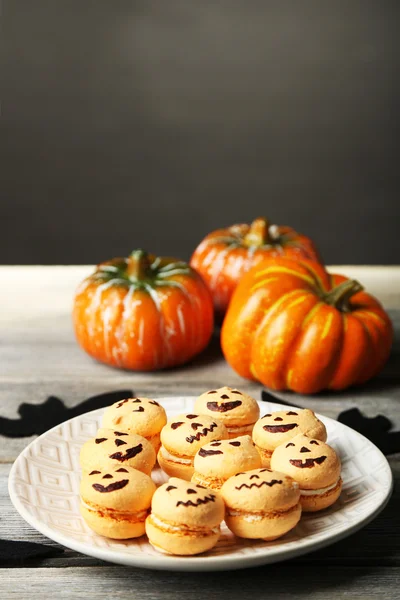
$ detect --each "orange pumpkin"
[221,257,393,394]
[73,250,214,371]
[190,217,321,316]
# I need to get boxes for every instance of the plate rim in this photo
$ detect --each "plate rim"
[8,397,393,572]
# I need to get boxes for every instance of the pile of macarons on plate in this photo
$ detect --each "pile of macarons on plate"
[79,387,343,555]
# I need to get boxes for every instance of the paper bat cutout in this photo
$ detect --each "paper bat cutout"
[0,390,134,438]
[338,408,400,456]
[0,538,64,564]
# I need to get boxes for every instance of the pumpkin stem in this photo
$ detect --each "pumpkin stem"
[323,279,364,312]
[126,249,151,280]
[243,217,280,247]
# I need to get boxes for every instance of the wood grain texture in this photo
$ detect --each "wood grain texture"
[1,566,400,599]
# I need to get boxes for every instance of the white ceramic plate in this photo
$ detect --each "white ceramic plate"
[9,397,392,571]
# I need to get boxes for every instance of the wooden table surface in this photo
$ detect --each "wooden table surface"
[1,266,399,599]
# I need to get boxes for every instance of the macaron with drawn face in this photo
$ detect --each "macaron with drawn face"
[191,435,262,490]
[80,465,156,539]
[270,434,342,512]
[80,428,156,475]
[158,413,228,480]
[102,397,167,452]
[221,468,302,540]
[194,387,260,438]
[146,477,225,555]
[253,409,327,467]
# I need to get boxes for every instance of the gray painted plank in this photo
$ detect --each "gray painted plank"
[1,566,400,599]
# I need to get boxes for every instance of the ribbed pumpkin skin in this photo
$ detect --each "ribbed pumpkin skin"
[73,251,214,371]
[190,218,321,316]
[221,258,393,394]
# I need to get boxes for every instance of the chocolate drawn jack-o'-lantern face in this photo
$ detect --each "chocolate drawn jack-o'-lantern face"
[80,428,156,474]
[88,467,133,493]
[102,397,167,433]
[161,413,228,453]
[196,435,256,459]
[271,434,340,482]
[231,468,286,491]
[253,409,327,451]
[163,478,217,507]
[194,387,260,426]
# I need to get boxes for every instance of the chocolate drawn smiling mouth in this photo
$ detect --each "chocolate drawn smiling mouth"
[235,480,282,490]
[263,423,298,433]
[109,444,143,462]
[206,401,242,413]
[92,479,129,493]
[289,456,327,468]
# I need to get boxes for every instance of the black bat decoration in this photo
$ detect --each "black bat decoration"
[338,408,400,456]
[0,538,64,564]
[0,390,134,438]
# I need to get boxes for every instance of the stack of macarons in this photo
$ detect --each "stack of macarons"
[79,390,342,555]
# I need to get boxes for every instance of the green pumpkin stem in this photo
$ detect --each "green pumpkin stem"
[323,279,364,311]
[244,217,279,247]
[126,249,151,280]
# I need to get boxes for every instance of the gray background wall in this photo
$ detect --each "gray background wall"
[1,1,399,265]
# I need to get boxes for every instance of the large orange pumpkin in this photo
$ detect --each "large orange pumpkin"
[73,250,214,370]
[190,217,321,316]
[221,257,393,394]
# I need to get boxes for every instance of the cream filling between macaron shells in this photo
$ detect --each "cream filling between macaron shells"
[299,478,341,496]
[159,446,194,465]
[148,513,220,536]
[81,499,150,523]
[226,503,300,523]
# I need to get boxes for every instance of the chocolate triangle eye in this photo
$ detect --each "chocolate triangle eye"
[310,440,319,445]
[232,390,242,395]
[132,406,145,413]
[229,441,241,446]
[220,394,230,399]
[263,414,272,418]
[115,439,127,447]
[116,399,129,408]
[196,484,207,489]
[171,422,184,430]
[131,399,141,403]
[95,438,107,444]
[89,470,101,475]
[210,442,221,447]
[149,400,159,406]
[186,414,198,419]
[286,411,298,416]
[102,474,113,479]
[115,468,128,473]
[250,474,259,480]
[235,472,245,476]
[114,431,128,436]
[166,485,177,492]
[286,442,295,448]
[260,468,271,473]
[300,446,311,453]
[274,417,283,422]
[187,488,197,494]
[207,390,217,394]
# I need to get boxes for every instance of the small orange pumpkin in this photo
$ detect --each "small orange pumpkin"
[221,257,393,394]
[73,250,214,371]
[190,217,321,316]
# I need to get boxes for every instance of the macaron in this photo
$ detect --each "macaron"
[270,434,342,512]
[102,397,167,452]
[253,408,327,467]
[80,428,156,475]
[158,413,228,480]
[194,386,260,438]
[80,465,156,539]
[221,468,301,540]
[191,435,262,490]
[146,477,225,555]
